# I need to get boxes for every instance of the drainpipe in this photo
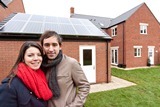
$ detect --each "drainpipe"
[123,22,125,67]
[106,40,111,83]
[106,42,109,83]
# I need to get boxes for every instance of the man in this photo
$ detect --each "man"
[40,30,90,107]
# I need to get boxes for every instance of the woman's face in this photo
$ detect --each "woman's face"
[24,47,42,70]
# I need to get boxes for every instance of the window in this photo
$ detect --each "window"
[111,26,117,37]
[140,23,148,34]
[133,46,142,57]
[83,49,92,65]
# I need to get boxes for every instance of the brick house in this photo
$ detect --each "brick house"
[0,0,25,81]
[71,2,160,68]
[0,12,112,84]
[0,0,25,21]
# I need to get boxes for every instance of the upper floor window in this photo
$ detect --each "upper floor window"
[133,46,142,57]
[139,23,148,34]
[111,26,117,37]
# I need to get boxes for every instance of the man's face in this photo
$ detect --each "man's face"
[43,36,61,60]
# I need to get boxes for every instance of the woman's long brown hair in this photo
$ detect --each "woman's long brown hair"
[6,41,43,84]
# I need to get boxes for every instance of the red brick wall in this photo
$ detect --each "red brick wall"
[0,41,24,81]
[62,40,110,83]
[109,23,125,65]
[0,0,25,21]
[0,39,111,83]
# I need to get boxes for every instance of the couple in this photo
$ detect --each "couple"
[0,30,90,107]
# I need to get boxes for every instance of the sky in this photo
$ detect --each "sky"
[22,0,160,22]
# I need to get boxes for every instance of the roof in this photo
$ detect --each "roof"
[71,14,112,29]
[0,13,111,39]
[0,0,13,8]
[71,3,144,28]
[0,13,16,28]
[109,3,144,27]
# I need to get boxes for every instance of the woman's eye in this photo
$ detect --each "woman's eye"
[28,54,33,57]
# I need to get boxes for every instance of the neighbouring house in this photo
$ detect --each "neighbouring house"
[0,0,25,21]
[71,2,160,68]
[0,0,25,81]
[0,13,112,83]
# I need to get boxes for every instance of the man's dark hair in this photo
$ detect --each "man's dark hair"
[39,30,62,46]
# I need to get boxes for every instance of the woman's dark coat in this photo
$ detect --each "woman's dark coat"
[0,77,47,107]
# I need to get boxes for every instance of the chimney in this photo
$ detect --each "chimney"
[70,7,74,16]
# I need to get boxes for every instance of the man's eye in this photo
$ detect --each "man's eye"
[44,43,50,47]
[52,43,58,46]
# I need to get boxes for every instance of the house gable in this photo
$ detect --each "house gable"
[110,3,160,68]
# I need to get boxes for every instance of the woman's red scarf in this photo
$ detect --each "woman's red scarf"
[16,63,53,100]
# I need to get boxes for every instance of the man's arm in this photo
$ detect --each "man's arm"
[67,60,90,107]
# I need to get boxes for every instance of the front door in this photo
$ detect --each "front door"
[148,46,155,65]
[79,46,96,83]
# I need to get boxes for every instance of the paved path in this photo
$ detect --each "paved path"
[90,76,136,93]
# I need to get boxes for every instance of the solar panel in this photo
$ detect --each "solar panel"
[12,13,30,21]
[30,15,45,22]
[1,21,25,32]
[74,25,90,35]
[70,18,82,24]
[87,26,105,36]
[58,17,70,24]
[79,19,93,25]
[45,16,58,23]
[43,23,60,33]
[23,22,43,33]
[59,24,76,35]
[0,13,108,37]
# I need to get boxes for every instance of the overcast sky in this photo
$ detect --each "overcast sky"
[22,0,160,22]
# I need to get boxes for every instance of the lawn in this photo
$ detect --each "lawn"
[84,66,160,107]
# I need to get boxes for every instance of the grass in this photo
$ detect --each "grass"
[84,66,160,107]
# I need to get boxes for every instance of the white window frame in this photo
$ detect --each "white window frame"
[133,46,142,57]
[148,46,155,65]
[111,46,119,65]
[111,26,117,37]
[139,23,148,34]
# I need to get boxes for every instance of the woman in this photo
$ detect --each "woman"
[0,41,53,107]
